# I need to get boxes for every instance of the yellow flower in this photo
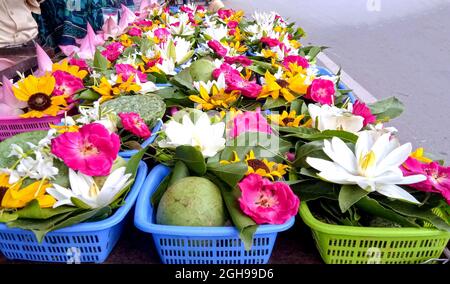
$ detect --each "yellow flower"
[220,151,241,165]
[92,75,141,103]
[262,49,277,59]
[245,151,289,180]
[52,59,87,80]
[268,110,307,127]
[13,74,68,118]
[411,148,433,164]
[290,40,302,49]
[189,85,240,111]
[120,34,133,47]
[225,41,247,53]
[219,107,242,121]
[50,124,79,134]
[284,62,307,78]
[232,27,243,42]
[0,174,55,209]
[259,71,309,102]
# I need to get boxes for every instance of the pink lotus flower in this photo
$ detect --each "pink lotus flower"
[238,174,300,225]
[36,43,53,75]
[305,78,335,105]
[227,21,239,29]
[128,27,142,37]
[60,23,104,60]
[51,123,120,177]
[0,76,26,118]
[352,100,376,126]
[213,63,261,98]
[218,9,233,20]
[118,112,151,139]
[102,16,121,40]
[154,28,171,42]
[115,64,147,83]
[261,37,281,48]
[68,58,89,71]
[224,55,252,67]
[229,110,272,139]
[118,4,137,32]
[53,70,84,102]
[402,158,450,205]
[283,55,309,70]
[208,40,228,57]
[101,42,124,61]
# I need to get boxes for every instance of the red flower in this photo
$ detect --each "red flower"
[305,78,335,105]
[261,37,281,48]
[118,112,152,139]
[101,42,124,61]
[283,55,309,70]
[224,55,253,67]
[352,100,376,126]
[213,63,261,98]
[227,21,239,29]
[128,27,142,37]
[208,40,228,57]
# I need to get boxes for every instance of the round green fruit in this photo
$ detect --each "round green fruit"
[156,177,226,227]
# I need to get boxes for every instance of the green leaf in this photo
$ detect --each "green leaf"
[216,180,258,251]
[293,140,328,168]
[16,200,76,219]
[291,180,338,202]
[379,199,450,231]
[93,50,109,72]
[175,145,207,176]
[246,65,266,76]
[262,97,289,110]
[76,88,100,101]
[169,161,190,186]
[126,147,147,176]
[70,197,92,210]
[207,162,248,188]
[369,97,404,122]
[171,68,194,90]
[355,196,419,227]
[338,185,370,213]
[151,173,171,207]
[0,211,18,222]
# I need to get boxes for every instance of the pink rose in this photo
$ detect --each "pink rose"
[305,78,335,105]
[213,63,261,98]
[229,110,272,139]
[180,5,194,13]
[52,70,84,103]
[208,40,228,57]
[227,21,239,29]
[238,174,300,225]
[352,100,376,126]
[402,158,450,205]
[135,20,153,27]
[261,37,281,48]
[101,42,124,61]
[128,27,142,37]
[68,58,89,71]
[115,63,147,82]
[118,112,151,139]
[51,123,120,176]
[218,9,233,19]
[283,55,309,70]
[224,55,252,67]
[154,28,170,42]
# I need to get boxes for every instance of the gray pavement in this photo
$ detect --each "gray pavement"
[225,0,450,161]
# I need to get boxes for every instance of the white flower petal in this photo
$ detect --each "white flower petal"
[376,184,420,204]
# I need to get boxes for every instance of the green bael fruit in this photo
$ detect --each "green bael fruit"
[156,176,226,226]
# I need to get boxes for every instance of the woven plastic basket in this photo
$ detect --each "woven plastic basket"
[299,202,450,264]
[0,113,65,141]
[119,120,162,158]
[134,164,295,264]
[0,160,148,263]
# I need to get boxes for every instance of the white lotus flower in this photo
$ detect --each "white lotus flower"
[168,13,195,36]
[77,101,118,132]
[193,73,226,94]
[173,37,193,64]
[306,131,427,204]
[156,57,176,75]
[203,25,228,41]
[308,104,364,133]
[47,167,132,209]
[159,112,226,158]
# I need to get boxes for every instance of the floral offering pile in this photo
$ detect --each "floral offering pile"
[0,2,448,247]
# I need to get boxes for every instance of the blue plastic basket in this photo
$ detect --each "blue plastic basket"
[0,161,148,263]
[119,121,162,158]
[134,164,295,264]
[316,66,356,103]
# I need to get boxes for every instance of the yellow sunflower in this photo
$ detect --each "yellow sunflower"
[245,150,290,180]
[92,75,141,103]
[189,85,240,111]
[120,34,133,47]
[220,151,241,165]
[13,74,68,118]
[268,110,310,127]
[52,59,87,80]
[0,174,55,209]
[225,41,248,54]
[258,71,309,102]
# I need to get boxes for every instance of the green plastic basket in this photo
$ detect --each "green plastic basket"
[299,202,450,264]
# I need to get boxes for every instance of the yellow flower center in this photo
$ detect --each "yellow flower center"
[81,143,99,156]
[255,192,278,208]
[359,151,376,176]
